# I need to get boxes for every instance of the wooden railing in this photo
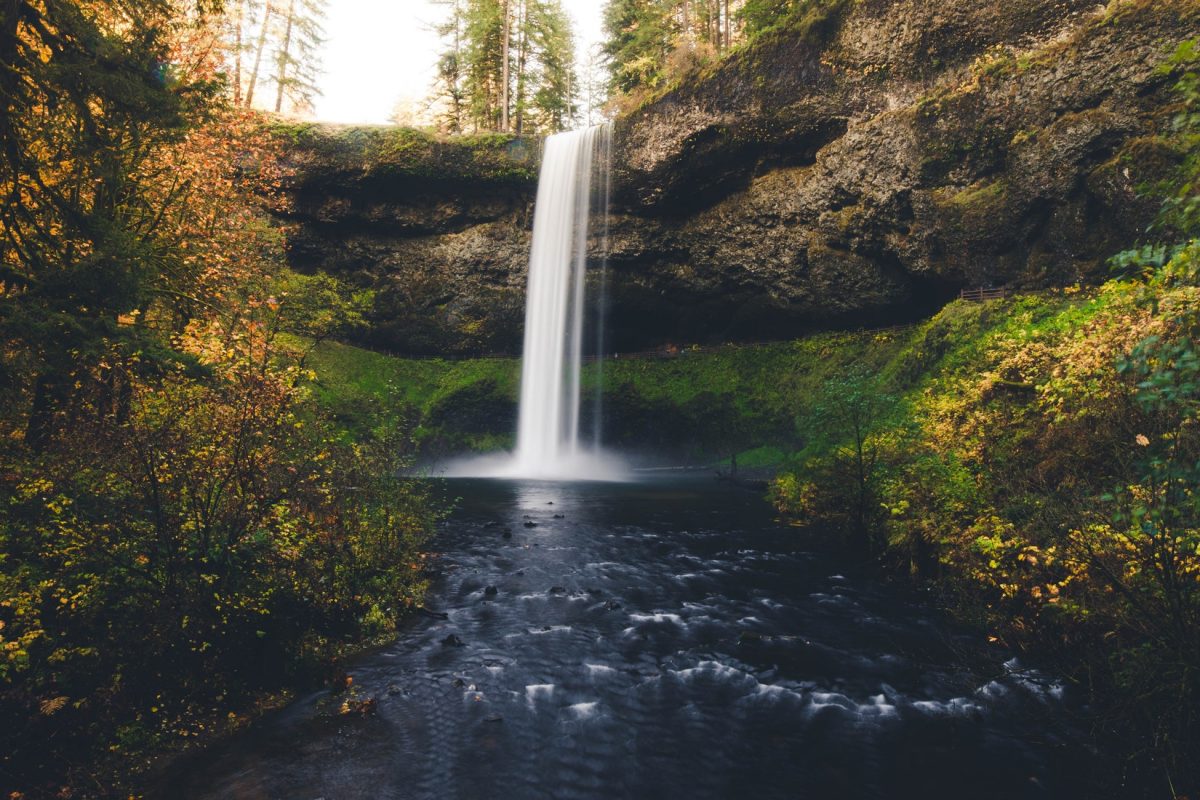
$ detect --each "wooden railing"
[959,286,1009,302]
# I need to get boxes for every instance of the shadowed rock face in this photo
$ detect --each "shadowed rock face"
[281,0,1196,356]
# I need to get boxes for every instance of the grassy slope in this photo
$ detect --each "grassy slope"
[300,328,917,467]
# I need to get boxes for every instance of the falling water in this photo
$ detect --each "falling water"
[445,124,626,481]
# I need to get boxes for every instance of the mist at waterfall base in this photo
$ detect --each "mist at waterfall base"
[443,125,629,482]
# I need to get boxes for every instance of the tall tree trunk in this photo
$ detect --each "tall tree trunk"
[514,0,527,134]
[452,1,463,132]
[232,0,246,105]
[274,0,296,113]
[723,0,730,50]
[245,1,274,108]
[500,0,510,132]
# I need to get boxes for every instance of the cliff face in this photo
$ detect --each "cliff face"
[281,0,1196,355]
[278,126,539,355]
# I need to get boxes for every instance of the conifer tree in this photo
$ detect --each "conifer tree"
[223,0,325,112]
[432,0,470,132]
[435,0,577,134]
[602,0,752,100]
[271,0,327,114]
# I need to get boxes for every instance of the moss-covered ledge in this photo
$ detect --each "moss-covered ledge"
[271,122,541,186]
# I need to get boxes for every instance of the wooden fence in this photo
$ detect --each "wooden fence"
[958,286,1009,302]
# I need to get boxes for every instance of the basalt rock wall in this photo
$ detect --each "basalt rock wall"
[281,0,1197,355]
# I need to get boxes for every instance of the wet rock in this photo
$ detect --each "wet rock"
[484,521,500,529]
[419,607,450,620]
[443,634,465,647]
[484,714,504,723]
[484,585,499,597]
[452,677,466,688]
[603,599,622,611]
[553,514,565,519]
[524,521,537,528]
[386,684,404,696]
[549,586,566,594]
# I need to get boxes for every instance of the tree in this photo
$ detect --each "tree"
[437,0,577,134]
[527,0,576,131]
[271,0,327,114]
[431,0,470,132]
[463,0,507,130]
[811,369,894,552]
[223,0,325,112]
[601,0,754,101]
[603,0,675,96]
[581,43,611,126]
[737,0,790,36]
[244,0,275,107]
[0,4,433,791]
[0,0,217,450]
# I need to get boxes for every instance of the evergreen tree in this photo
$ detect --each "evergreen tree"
[463,0,506,130]
[436,0,577,134]
[243,0,275,107]
[223,0,324,112]
[737,0,793,36]
[432,0,470,132]
[602,0,752,100]
[528,0,576,131]
[603,0,675,95]
[271,0,327,114]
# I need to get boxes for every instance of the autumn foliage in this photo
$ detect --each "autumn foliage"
[0,2,433,795]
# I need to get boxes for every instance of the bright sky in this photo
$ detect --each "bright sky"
[311,0,605,125]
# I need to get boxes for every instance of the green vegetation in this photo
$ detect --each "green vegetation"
[0,4,436,796]
[429,0,578,135]
[771,39,1200,788]
[296,330,913,470]
[604,0,850,110]
[276,122,540,183]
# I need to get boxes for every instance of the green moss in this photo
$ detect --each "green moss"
[297,287,1144,478]
[300,325,914,465]
[939,178,1008,210]
[278,123,539,184]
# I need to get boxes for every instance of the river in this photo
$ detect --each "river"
[162,477,1096,799]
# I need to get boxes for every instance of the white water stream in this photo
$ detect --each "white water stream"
[446,125,626,481]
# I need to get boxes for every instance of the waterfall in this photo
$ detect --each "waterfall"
[445,124,627,482]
